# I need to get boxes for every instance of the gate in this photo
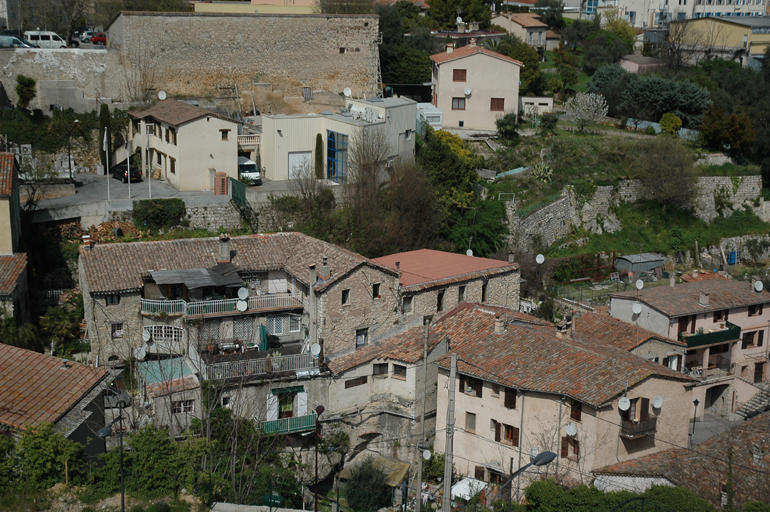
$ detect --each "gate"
[230,177,247,208]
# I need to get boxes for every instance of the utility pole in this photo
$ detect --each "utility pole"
[414,315,433,512]
[126,126,131,201]
[441,353,457,512]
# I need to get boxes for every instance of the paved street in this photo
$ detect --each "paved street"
[691,412,744,445]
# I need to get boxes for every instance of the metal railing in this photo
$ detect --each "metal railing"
[206,353,318,380]
[237,134,260,146]
[260,412,316,435]
[140,293,301,317]
[620,417,657,439]
[678,321,741,348]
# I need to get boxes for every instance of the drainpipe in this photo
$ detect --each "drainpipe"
[309,265,318,345]
[555,396,565,476]
[515,391,525,501]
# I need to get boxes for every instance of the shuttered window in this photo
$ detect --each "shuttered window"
[494,420,501,442]
[504,424,519,447]
[453,69,467,81]
[490,98,505,111]
[571,401,582,421]
[561,437,579,459]
[504,388,516,409]
[345,376,368,389]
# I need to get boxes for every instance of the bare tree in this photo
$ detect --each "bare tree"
[564,93,608,133]
[19,159,61,212]
[119,47,160,102]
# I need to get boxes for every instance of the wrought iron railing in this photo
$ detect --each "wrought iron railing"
[620,417,657,439]
[140,293,301,317]
[260,412,316,435]
[206,353,318,380]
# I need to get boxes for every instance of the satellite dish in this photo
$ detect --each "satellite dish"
[236,300,248,312]
[464,87,472,96]
[619,396,631,411]
[238,287,249,300]
[158,91,167,100]
[755,280,764,292]
[536,254,545,265]
[636,279,644,290]
[344,87,352,98]
[632,302,642,315]
[456,16,463,23]
[423,450,431,460]
[565,423,578,437]
[310,343,321,357]
[134,346,147,361]
[142,329,151,342]
[466,249,473,256]
[529,446,539,458]
[652,395,663,409]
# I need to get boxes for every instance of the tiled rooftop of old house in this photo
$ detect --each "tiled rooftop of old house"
[0,254,27,296]
[574,313,685,351]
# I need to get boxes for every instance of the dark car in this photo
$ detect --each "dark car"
[111,165,141,183]
[91,33,106,45]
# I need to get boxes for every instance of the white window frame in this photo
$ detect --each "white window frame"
[172,400,194,414]
[290,316,301,333]
[267,316,285,336]
[111,322,124,339]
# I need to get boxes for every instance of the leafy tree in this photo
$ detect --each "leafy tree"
[428,0,493,28]
[558,64,579,89]
[621,75,710,127]
[417,128,479,210]
[534,0,564,28]
[16,422,84,490]
[602,8,636,45]
[315,133,324,179]
[699,106,755,156]
[637,136,696,210]
[448,200,508,257]
[0,311,43,352]
[496,112,520,146]
[659,112,682,135]
[562,19,594,49]
[132,198,186,230]
[345,457,392,512]
[0,433,15,492]
[565,92,608,132]
[14,75,36,110]
[539,113,558,135]
[382,44,432,84]
[586,64,633,116]
[39,293,84,356]
[496,35,541,94]
[744,503,770,512]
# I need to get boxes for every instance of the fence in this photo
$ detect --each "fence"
[206,353,318,380]
[231,177,248,209]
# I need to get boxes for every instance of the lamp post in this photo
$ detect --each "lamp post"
[314,404,325,512]
[690,398,700,447]
[502,451,556,512]
[97,396,128,512]
[67,119,79,181]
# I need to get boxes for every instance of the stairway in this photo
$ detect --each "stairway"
[738,383,770,420]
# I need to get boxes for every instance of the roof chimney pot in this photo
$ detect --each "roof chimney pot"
[699,291,710,307]
[670,275,675,288]
[494,314,505,334]
[320,256,331,280]
[396,261,400,271]
[446,43,454,54]
[218,233,231,263]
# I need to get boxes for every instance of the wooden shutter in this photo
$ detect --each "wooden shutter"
[760,304,764,315]
[475,465,485,480]
[570,402,582,421]
[573,439,580,457]
[459,375,466,393]
[725,309,729,322]
[640,397,650,422]
[512,426,520,447]
[560,437,569,457]
[494,421,501,442]
[490,98,505,111]
[759,330,765,347]
[690,315,696,334]
[504,388,516,409]
[476,378,483,398]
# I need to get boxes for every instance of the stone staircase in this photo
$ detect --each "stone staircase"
[737,383,770,419]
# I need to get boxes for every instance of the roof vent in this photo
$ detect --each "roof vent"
[670,275,675,288]
[396,261,400,271]
[218,233,231,263]
[320,256,331,280]
[699,291,710,307]
[61,359,71,369]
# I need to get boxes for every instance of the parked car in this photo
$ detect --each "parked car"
[91,33,106,45]
[80,31,96,42]
[238,156,262,185]
[23,31,67,49]
[0,36,34,48]
[110,165,141,183]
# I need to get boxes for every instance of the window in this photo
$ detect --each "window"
[144,325,184,345]
[342,289,350,305]
[111,322,124,339]
[156,152,162,165]
[504,388,516,409]
[452,97,466,110]
[714,310,729,322]
[759,330,765,347]
[170,157,176,174]
[372,283,381,300]
[489,471,504,485]
[169,128,176,145]
[490,98,505,111]
[481,283,488,302]
[743,331,756,349]
[346,376,368,388]
[221,396,231,409]
[405,129,413,140]
[491,383,499,396]
[712,343,730,354]
[561,437,579,460]
[356,328,368,348]
[220,129,230,141]
[327,130,349,183]
[749,304,764,317]
[373,363,388,376]
[393,364,407,379]
[106,294,120,306]
[165,128,170,143]
[290,316,301,333]
[460,375,483,398]
[571,400,582,421]
[402,296,413,314]
[663,354,682,371]
[278,392,294,418]
[339,47,346,53]
[453,69,467,81]
[621,397,651,423]
[458,285,466,303]
[475,466,485,481]
[172,400,194,414]
[504,424,520,446]
[267,316,284,335]
[437,290,445,312]
[465,412,476,433]
[145,124,155,135]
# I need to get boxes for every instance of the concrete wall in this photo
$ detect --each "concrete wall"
[610,297,672,338]
[631,338,687,367]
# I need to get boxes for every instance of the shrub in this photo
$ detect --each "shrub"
[532,162,554,184]
[645,126,657,135]
[132,198,186,230]
[496,112,521,146]
[540,113,559,136]
[344,457,392,512]
[660,113,682,135]
[637,136,696,210]
[15,75,37,110]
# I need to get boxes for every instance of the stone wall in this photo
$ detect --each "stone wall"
[186,203,243,232]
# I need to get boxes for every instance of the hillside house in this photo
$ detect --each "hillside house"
[491,12,548,49]
[0,153,28,321]
[668,17,770,68]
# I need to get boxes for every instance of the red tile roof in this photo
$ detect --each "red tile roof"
[0,254,27,296]
[129,99,237,127]
[574,313,685,351]
[371,249,518,290]
[611,279,770,317]
[430,45,524,66]
[497,12,548,27]
[594,412,770,507]
[680,270,730,283]
[0,152,17,197]
[79,232,397,294]
[0,343,109,431]
[546,30,559,39]
[432,305,692,407]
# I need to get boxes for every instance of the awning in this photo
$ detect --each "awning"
[451,478,488,501]
[151,266,243,289]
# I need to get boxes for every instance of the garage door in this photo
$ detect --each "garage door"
[288,151,312,178]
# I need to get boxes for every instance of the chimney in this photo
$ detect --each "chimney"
[218,233,231,263]
[457,22,466,33]
[446,43,454,54]
[309,264,317,285]
[396,261,400,271]
[556,316,572,340]
[494,314,505,334]
[469,37,477,47]
[320,255,331,280]
[470,22,479,32]
[670,275,676,288]
[699,291,710,307]
[508,252,515,264]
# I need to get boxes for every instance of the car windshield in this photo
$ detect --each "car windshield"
[239,163,258,174]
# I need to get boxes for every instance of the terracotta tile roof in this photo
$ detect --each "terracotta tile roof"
[433,305,692,407]
[594,412,770,507]
[546,29,559,39]
[0,343,109,431]
[371,249,518,291]
[575,313,685,351]
[0,254,27,296]
[610,279,770,317]
[129,99,238,127]
[0,152,16,197]
[680,270,730,283]
[430,46,524,66]
[79,232,396,294]
[499,12,548,27]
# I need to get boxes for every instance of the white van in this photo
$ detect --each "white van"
[238,156,262,185]
[24,31,67,49]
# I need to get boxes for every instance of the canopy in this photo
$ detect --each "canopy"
[151,265,243,289]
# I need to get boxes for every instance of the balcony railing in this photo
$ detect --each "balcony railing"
[620,417,657,440]
[238,134,260,146]
[260,412,316,435]
[140,293,302,317]
[679,321,741,349]
[206,353,318,380]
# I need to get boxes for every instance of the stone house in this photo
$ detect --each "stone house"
[127,99,239,192]
[430,43,522,131]
[433,304,693,494]
[0,152,28,321]
[491,12,548,49]
[137,357,201,437]
[371,249,521,320]
[610,278,770,419]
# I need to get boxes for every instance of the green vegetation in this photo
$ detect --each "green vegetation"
[132,199,187,231]
[344,457,392,512]
[14,75,37,110]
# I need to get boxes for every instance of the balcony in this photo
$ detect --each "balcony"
[141,293,302,318]
[238,134,260,148]
[260,412,316,435]
[620,417,657,440]
[678,321,741,349]
[206,353,318,380]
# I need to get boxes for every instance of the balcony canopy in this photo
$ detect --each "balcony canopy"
[151,263,242,289]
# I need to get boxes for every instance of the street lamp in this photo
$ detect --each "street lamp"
[97,396,128,512]
[690,398,700,447]
[314,405,325,512]
[503,451,557,512]
[67,119,79,182]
